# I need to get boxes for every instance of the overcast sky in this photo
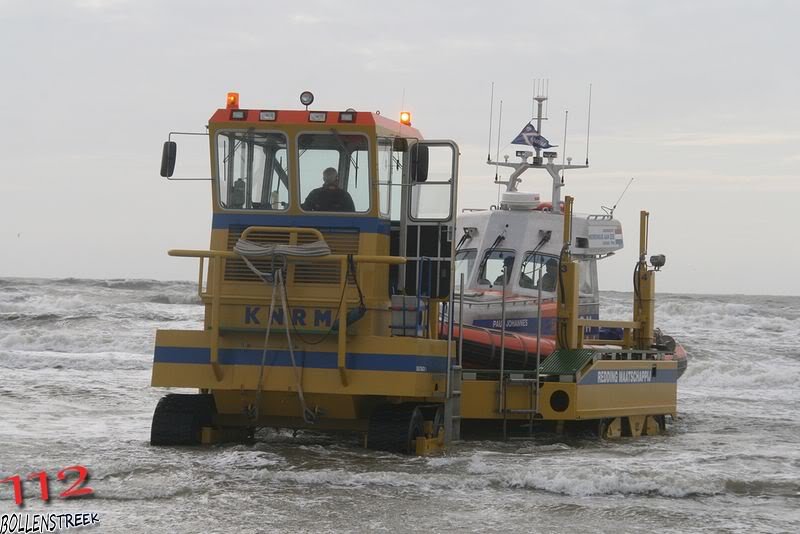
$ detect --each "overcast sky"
[1,0,798,296]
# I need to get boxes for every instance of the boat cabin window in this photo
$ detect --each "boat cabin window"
[519,253,559,293]
[216,131,289,210]
[454,249,476,290]
[477,250,515,288]
[298,132,371,213]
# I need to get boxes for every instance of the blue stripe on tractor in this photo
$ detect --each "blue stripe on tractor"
[212,213,391,235]
[154,346,447,373]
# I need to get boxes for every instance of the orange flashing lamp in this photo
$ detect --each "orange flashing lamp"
[399,111,412,125]
[226,92,240,110]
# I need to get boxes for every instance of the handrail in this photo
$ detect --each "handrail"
[576,319,639,329]
[170,245,406,386]
[241,225,324,242]
[169,249,405,265]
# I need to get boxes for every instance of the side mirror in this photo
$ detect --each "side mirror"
[160,141,177,177]
[410,143,429,183]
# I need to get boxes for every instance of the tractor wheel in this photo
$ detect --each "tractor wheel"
[366,403,425,454]
[150,393,216,446]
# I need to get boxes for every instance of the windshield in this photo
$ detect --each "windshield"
[298,132,371,213]
[519,253,559,292]
[454,249,476,290]
[477,250,515,288]
[216,131,288,210]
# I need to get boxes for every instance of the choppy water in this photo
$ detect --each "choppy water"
[1,277,799,533]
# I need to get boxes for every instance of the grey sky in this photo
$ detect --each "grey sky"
[1,1,798,295]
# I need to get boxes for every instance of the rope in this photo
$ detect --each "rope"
[234,239,331,283]
[275,269,316,424]
[233,239,331,258]
[235,239,329,425]
[253,268,280,421]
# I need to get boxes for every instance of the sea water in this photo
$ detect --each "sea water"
[1,278,798,533]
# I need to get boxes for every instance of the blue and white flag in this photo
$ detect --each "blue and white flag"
[511,122,557,149]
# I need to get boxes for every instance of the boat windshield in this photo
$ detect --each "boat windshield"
[477,250,515,288]
[519,253,559,292]
[454,249,476,290]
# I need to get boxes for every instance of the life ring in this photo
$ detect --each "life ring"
[534,201,565,212]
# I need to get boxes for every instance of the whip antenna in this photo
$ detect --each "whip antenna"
[495,99,503,181]
[487,82,494,162]
[585,83,592,165]
[544,79,550,118]
[602,177,634,218]
[495,100,503,204]
[561,109,569,184]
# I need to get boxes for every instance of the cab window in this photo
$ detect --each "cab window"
[216,131,288,210]
[378,137,405,219]
[409,143,455,221]
[298,133,370,213]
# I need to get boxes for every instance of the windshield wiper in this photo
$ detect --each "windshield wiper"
[477,230,507,280]
[519,231,552,273]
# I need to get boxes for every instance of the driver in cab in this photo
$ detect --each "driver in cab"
[301,167,355,212]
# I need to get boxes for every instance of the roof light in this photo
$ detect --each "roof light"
[226,92,239,109]
[399,111,412,125]
[259,110,277,121]
[230,109,247,120]
[309,111,327,122]
[300,91,314,108]
[338,111,356,123]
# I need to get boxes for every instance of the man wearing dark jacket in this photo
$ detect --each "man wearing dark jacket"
[301,167,355,212]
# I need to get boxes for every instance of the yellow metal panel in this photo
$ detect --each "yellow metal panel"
[153,329,448,399]
[459,360,677,422]
[574,383,676,418]
[460,380,500,419]
[537,383,578,419]
[152,363,444,397]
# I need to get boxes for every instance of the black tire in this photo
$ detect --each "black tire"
[150,393,216,446]
[366,403,425,454]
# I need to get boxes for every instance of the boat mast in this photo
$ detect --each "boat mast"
[488,86,588,213]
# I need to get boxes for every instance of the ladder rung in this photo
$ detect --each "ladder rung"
[505,409,537,414]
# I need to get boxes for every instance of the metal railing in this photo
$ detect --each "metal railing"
[168,228,405,385]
